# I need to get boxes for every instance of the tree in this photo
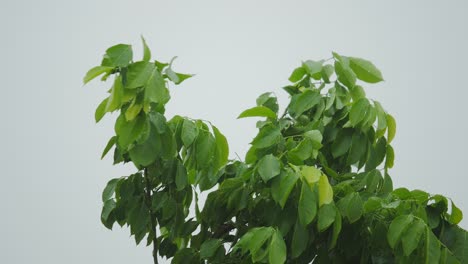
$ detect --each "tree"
[84,39,468,263]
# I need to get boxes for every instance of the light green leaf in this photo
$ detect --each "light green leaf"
[126,61,155,89]
[374,101,387,132]
[257,154,281,182]
[106,76,124,112]
[301,166,321,186]
[386,144,395,169]
[350,85,366,101]
[287,139,313,165]
[321,64,334,83]
[272,169,300,208]
[349,57,384,83]
[125,101,142,121]
[269,230,286,264]
[303,130,323,149]
[181,119,198,147]
[238,106,277,119]
[298,181,317,226]
[289,66,307,82]
[302,60,323,79]
[317,203,336,232]
[144,67,168,105]
[141,36,151,62]
[387,113,396,143]
[449,201,463,225]
[318,175,333,206]
[83,66,114,84]
[334,58,356,88]
[401,219,425,256]
[101,44,133,67]
[101,136,116,159]
[95,97,109,123]
[387,215,414,249]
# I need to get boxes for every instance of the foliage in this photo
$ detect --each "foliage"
[85,39,468,264]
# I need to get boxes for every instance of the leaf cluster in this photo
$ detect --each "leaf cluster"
[85,40,467,264]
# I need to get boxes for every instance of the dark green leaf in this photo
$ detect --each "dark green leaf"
[291,221,308,258]
[346,193,363,223]
[317,204,336,232]
[271,169,300,208]
[257,154,281,182]
[331,129,353,158]
[288,89,321,118]
[101,199,116,221]
[176,161,188,191]
[238,106,277,119]
[102,178,119,202]
[329,210,342,249]
[424,227,441,264]
[200,239,222,259]
[349,57,384,83]
[251,124,281,149]
[115,114,147,150]
[298,181,317,226]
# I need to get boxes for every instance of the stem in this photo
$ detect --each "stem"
[144,168,159,264]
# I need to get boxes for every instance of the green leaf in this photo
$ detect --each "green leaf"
[350,85,366,101]
[349,57,384,83]
[301,166,321,186]
[126,61,155,89]
[440,224,468,263]
[317,203,336,232]
[195,130,216,169]
[200,239,222,259]
[165,57,193,85]
[257,154,281,182]
[346,192,363,223]
[291,221,308,258]
[141,36,151,62]
[181,119,199,147]
[212,125,229,170]
[269,230,286,264]
[424,227,441,264]
[83,66,114,84]
[331,129,353,158]
[251,124,281,149]
[256,92,279,113]
[115,114,147,150]
[374,101,387,132]
[238,106,277,119]
[101,44,133,67]
[302,60,323,79]
[387,215,414,249]
[125,101,142,121]
[401,219,425,256]
[334,57,356,88]
[318,175,333,206]
[144,66,168,105]
[288,89,321,118]
[106,76,124,112]
[272,169,300,208]
[298,181,317,226]
[289,66,307,82]
[321,64,334,83]
[386,144,395,169]
[95,98,109,123]
[349,98,370,126]
[101,199,116,222]
[449,201,463,225]
[287,139,313,165]
[329,210,342,249]
[176,161,188,191]
[249,227,274,257]
[101,136,116,159]
[387,113,396,143]
[304,130,323,149]
[129,127,161,166]
[346,131,367,165]
[102,178,119,202]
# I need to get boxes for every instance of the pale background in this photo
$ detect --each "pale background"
[1,0,467,263]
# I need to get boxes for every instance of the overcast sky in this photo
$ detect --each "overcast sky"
[1,0,467,263]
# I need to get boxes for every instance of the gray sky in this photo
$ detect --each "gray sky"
[1,0,467,263]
